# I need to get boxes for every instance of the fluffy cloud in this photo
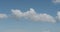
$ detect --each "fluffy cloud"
[53,0,60,3]
[0,14,8,19]
[11,8,56,23]
[0,8,60,23]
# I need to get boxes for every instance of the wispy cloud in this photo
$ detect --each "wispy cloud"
[53,0,60,3]
[3,29,29,32]
[0,14,8,19]
[42,30,50,32]
[56,11,60,21]
[3,29,50,32]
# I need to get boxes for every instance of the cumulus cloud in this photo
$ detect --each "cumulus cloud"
[53,0,60,3]
[0,14,8,19]
[11,8,56,23]
[0,8,60,23]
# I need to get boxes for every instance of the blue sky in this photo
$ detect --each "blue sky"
[0,0,60,32]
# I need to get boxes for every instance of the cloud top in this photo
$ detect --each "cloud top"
[0,8,60,23]
[11,8,56,23]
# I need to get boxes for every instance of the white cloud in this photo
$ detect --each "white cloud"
[53,0,60,3]
[0,14,8,19]
[56,11,60,21]
[11,8,56,23]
